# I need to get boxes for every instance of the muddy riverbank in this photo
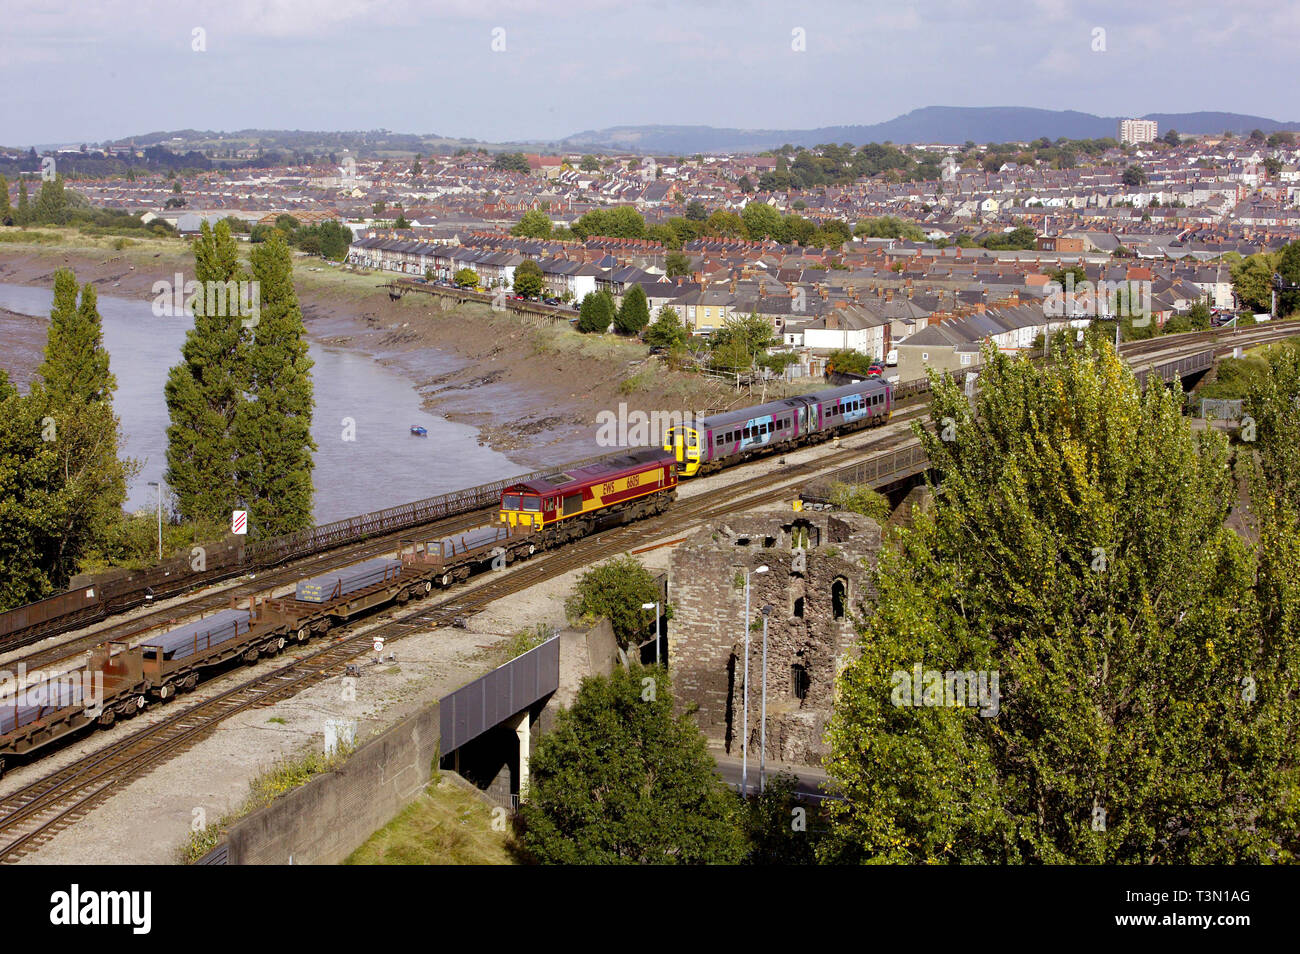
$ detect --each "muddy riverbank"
[0,239,728,469]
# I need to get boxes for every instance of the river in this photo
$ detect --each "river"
[0,283,520,524]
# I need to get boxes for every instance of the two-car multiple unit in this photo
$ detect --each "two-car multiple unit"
[0,378,889,778]
[664,378,892,477]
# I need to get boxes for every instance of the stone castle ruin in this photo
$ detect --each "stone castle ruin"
[668,504,882,766]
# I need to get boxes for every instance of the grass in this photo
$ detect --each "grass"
[0,229,64,245]
[501,623,554,663]
[178,740,355,863]
[343,781,517,865]
[618,366,657,395]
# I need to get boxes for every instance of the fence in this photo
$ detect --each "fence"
[1197,398,1245,420]
[0,452,620,645]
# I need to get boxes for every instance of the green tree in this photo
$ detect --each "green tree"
[1162,129,1181,147]
[15,178,29,226]
[511,209,552,239]
[164,219,249,523]
[738,175,755,194]
[1231,252,1279,313]
[711,311,777,365]
[38,272,115,408]
[572,206,646,241]
[0,174,10,223]
[615,284,650,334]
[576,290,615,334]
[579,155,601,173]
[1246,343,1300,511]
[827,481,890,521]
[492,152,531,174]
[565,554,662,646]
[741,202,782,241]
[17,274,132,595]
[1122,164,1148,186]
[1186,301,1213,331]
[1275,242,1300,316]
[0,369,53,607]
[685,199,708,221]
[855,216,924,242]
[518,665,746,865]
[644,306,689,350]
[742,772,820,864]
[453,268,480,288]
[826,349,875,376]
[235,233,316,536]
[705,210,745,239]
[665,250,691,278]
[512,259,544,299]
[31,175,70,225]
[646,223,679,249]
[823,341,1300,863]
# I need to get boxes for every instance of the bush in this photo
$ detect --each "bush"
[517,665,745,864]
[565,554,665,647]
[576,290,615,333]
[615,284,650,334]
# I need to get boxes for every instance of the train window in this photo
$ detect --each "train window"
[521,496,541,512]
[502,494,520,509]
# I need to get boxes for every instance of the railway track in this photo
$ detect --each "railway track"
[7,322,1292,662]
[5,506,498,676]
[0,417,927,862]
[2,324,1296,860]
[8,324,1292,683]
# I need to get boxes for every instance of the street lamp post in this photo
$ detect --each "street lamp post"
[640,601,661,666]
[760,604,773,793]
[741,565,768,798]
[146,481,163,560]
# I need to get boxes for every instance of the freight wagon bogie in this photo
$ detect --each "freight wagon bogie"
[0,642,150,774]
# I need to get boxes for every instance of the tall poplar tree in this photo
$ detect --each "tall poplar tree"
[0,174,11,223]
[164,219,249,524]
[0,369,51,608]
[236,232,315,536]
[823,342,1300,864]
[15,178,29,226]
[38,274,115,406]
[24,272,131,595]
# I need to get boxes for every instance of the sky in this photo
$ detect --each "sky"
[3,0,1298,147]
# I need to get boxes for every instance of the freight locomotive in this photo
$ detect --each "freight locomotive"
[0,450,678,779]
[663,378,892,477]
[0,378,890,779]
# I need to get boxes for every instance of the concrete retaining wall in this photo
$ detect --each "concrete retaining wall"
[224,701,440,865]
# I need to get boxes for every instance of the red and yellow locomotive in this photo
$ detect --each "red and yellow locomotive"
[498,448,677,544]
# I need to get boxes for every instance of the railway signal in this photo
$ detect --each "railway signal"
[231,510,247,535]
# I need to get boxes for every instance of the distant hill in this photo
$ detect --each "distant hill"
[57,107,1300,160]
[560,106,1300,153]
